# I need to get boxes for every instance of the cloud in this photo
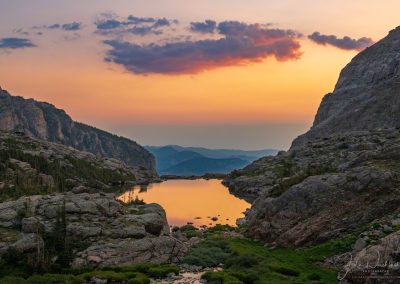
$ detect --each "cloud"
[95,14,174,36]
[128,26,163,36]
[48,24,61,29]
[0,37,36,49]
[127,15,156,24]
[218,21,301,40]
[153,18,171,28]
[36,22,82,32]
[190,20,217,34]
[61,22,82,31]
[95,19,124,30]
[308,32,374,51]
[103,22,302,75]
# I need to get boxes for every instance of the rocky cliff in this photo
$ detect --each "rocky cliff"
[0,87,155,173]
[292,26,400,148]
[224,27,400,279]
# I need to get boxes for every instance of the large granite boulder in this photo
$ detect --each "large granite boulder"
[0,192,186,267]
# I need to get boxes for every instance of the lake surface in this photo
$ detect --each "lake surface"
[117,179,250,227]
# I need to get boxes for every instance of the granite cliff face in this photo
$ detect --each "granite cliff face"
[292,27,400,148]
[0,88,155,173]
[224,27,400,277]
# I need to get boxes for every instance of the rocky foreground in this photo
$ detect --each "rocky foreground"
[0,189,186,268]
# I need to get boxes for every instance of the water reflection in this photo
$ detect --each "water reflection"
[117,179,250,227]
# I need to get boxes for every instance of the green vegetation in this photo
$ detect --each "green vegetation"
[183,227,356,283]
[0,263,179,284]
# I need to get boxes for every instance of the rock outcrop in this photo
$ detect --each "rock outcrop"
[226,129,400,246]
[0,191,186,267]
[224,27,400,254]
[0,87,155,173]
[292,26,400,149]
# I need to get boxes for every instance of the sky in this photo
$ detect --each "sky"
[0,0,399,150]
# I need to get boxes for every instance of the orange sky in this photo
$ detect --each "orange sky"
[0,0,399,149]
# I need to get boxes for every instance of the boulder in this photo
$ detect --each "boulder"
[0,191,186,267]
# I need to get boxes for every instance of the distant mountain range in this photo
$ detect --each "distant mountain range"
[145,145,278,176]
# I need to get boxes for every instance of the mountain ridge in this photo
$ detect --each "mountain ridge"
[0,87,156,174]
[146,145,278,175]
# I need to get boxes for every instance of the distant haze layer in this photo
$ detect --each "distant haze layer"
[102,123,310,150]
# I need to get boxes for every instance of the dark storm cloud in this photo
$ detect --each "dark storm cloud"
[190,20,217,34]
[308,32,374,51]
[0,37,36,49]
[103,22,302,75]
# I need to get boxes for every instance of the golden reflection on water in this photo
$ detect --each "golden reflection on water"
[117,179,250,227]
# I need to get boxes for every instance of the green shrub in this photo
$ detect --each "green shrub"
[308,273,322,281]
[126,272,150,284]
[183,238,232,267]
[26,274,80,284]
[202,271,243,284]
[76,270,150,284]
[0,276,27,284]
[178,225,200,238]
[206,224,235,234]
[179,225,197,232]
[225,254,261,269]
[109,263,155,273]
[229,271,259,284]
[274,267,300,277]
[77,270,129,281]
[148,264,179,278]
